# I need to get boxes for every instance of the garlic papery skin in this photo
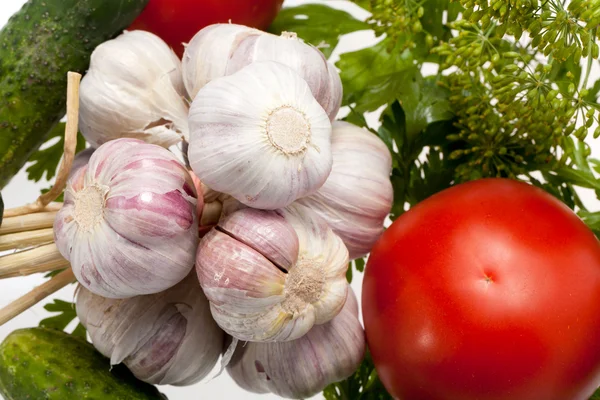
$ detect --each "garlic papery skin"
[79,30,189,148]
[188,61,333,210]
[54,138,199,299]
[196,203,349,342]
[296,121,394,259]
[76,273,224,386]
[183,24,342,120]
[227,289,365,398]
[182,23,262,100]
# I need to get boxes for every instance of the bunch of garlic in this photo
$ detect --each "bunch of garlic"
[79,30,189,148]
[196,203,349,342]
[76,273,224,386]
[182,24,342,120]
[188,61,333,210]
[297,121,394,259]
[54,138,199,299]
[227,289,365,398]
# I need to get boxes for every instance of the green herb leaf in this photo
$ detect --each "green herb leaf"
[39,299,86,338]
[397,74,453,137]
[338,39,418,113]
[324,351,393,400]
[26,123,86,182]
[269,4,368,58]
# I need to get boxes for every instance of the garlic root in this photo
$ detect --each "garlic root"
[0,268,75,326]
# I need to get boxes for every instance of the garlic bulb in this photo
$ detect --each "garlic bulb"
[79,30,189,148]
[196,203,349,342]
[182,24,343,120]
[188,61,333,210]
[182,24,261,100]
[76,273,224,386]
[54,138,199,299]
[297,121,394,259]
[227,289,365,398]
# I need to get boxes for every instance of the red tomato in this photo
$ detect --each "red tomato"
[129,0,284,57]
[363,178,600,400]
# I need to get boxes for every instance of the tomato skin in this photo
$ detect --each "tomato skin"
[363,178,600,400]
[129,0,284,57]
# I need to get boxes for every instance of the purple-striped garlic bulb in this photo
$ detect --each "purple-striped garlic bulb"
[69,148,95,179]
[227,289,365,398]
[79,30,189,148]
[196,203,349,343]
[297,121,394,259]
[182,24,342,120]
[76,273,223,386]
[188,61,333,210]
[54,138,199,299]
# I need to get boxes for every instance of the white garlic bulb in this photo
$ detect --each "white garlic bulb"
[182,23,261,100]
[79,30,189,148]
[76,273,224,386]
[227,289,365,398]
[188,61,333,210]
[196,203,349,342]
[297,121,394,259]
[54,138,199,299]
[182,24,343,120]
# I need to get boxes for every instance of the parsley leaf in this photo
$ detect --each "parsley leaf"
[269,4,368,58]
[324,351,393,400]
[26,122,86,182]
[39,299,86,338]
[338,39,418,113]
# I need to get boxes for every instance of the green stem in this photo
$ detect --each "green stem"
[582,28,596,90]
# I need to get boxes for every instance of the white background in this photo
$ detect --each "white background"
[0,1,376,399]
[2,1,600,400]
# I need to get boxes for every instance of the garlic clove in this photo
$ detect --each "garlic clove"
[79,30,189,148]
[296,121,394,259]
[219,208,299,272]
[324,61,343,120]
[226,289,365,399]
[188,60,333,210]
[54,138,199,299]
[197,228,286,300]
[196,203,349,342]
[182,23,262,100]
[76,273,224,386]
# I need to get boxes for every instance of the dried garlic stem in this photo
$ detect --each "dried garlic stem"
[3,72,81,218]
[0,268,75,326]
[0,228,55,252]
[0,212,58,235]
[0,243,67,279]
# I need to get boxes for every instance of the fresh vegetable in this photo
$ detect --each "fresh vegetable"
[129,0,284,57]
[227,289,365,399]
[0,327,166,400]
[363,178,600,400]
[0,0,149,188]
[296,121,393,260]
[182,24,342,120]
[53,138,198,299]
[0,193,3,227]
[188,60,333,210]
[196,204,349,342]
[76,273,223,386]
[79,30,189,148]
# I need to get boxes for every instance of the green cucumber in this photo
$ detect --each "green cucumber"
[0,328,166,400]
[0,0,149,188]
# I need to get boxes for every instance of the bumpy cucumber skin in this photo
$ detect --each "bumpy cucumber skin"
[0,328,166,400]
[0,0,150,188]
